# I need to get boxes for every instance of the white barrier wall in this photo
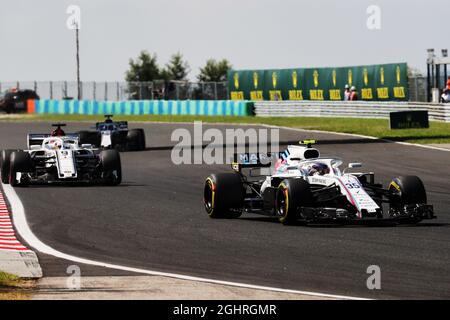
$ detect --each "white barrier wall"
[254,101,450,122]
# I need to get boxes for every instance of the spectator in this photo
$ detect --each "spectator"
[349,86,358,101]
[447,76,450,90]
[441,88,450,103]
[344,84,351,101]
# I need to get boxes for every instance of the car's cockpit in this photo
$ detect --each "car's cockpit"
[98,123,118,131]
[42,137,78,150]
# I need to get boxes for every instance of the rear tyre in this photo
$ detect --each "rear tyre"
[126,129,146,151]
[204,173,244,219]
[9,151,33,187]
[99,149,122,185]
[276,178,313,225]
[0,150,14,184]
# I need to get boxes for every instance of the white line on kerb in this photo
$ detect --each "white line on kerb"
[2,182,367,300]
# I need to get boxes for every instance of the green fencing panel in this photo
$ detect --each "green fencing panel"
[248,70,266,101]
[228,63,409,101]
[264,70,285,101]
[286,68,306,101]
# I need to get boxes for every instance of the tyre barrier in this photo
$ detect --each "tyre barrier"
[27,100,255,117]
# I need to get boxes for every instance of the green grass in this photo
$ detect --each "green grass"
[1,114,450,144]
[0,271,19,286]
[0,271,35,300]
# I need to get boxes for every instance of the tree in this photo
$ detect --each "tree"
[408,67,424,77]
[125,51,162,82]
[197,59,232,82]
[165,52,190,81]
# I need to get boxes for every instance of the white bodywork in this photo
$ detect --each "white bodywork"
[39,137,79,179]
[55,149,77,178]
[25,136,94,180]
[261,145,380,218]
[100,131,112,148]
[97,123,123,148]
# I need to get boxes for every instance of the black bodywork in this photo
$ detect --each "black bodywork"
[0,89,39,113]
[78,115,146,151]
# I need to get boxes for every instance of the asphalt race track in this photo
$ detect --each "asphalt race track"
[1,121,449,299]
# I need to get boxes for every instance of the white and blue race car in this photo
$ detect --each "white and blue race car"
[204,141,435,224]
[77,115,146,151]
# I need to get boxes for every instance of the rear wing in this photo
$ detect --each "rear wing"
[232,152,278,173]
[95,121,128,130]
[28,134,51,149]
[27,133,80,149]
[232,145,319,173]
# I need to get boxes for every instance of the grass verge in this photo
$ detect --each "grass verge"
[1,114,450,144]
[0,271,35,300]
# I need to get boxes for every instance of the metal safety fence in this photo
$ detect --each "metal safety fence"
[0,81,229,101]
[254,101,450,122]
[408,76,428,102]
[0,77,437,102]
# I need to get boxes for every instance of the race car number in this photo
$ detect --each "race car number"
[345,182,361,189]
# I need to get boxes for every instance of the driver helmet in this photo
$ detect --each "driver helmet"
[48,139,62,150]
[307,162,330,176]
[51,127,65,137]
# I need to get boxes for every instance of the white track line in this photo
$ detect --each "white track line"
[136,120,450,153]
[1,182,367,300]
[260,124,450,152]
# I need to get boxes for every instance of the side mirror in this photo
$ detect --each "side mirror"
[344,162,362,173]
[348,163,362,169]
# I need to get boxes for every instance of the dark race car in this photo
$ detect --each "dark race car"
[77,115,146,151]
[0,89,39,113]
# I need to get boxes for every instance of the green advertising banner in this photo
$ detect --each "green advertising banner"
[228,63,409,101]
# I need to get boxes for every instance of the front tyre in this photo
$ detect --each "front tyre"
[204,173,244,219]
[0,150,14,184]
[99,150,122,186]
[276,178,313,225]
[9,151,33,187]
[389,176,427,206]
[389,176,427,222]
